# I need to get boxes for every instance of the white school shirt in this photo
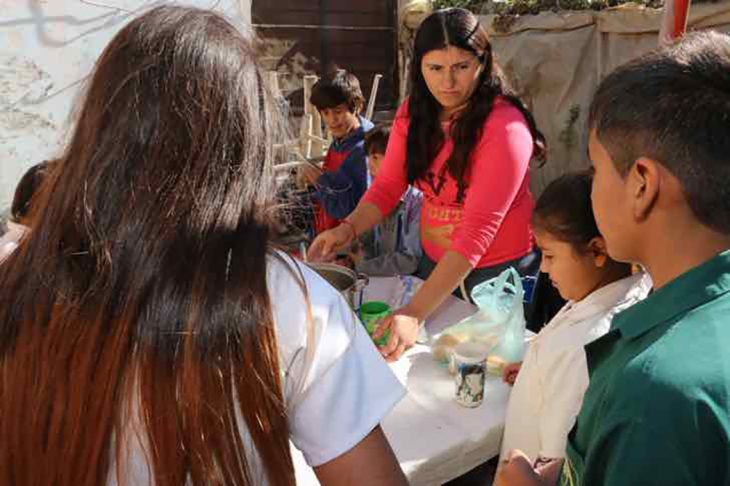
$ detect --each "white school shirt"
[112,253,406,485]
[499,272,652,463]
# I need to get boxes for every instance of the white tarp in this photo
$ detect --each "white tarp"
[480,2,730,194]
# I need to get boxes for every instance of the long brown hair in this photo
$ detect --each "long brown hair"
[406,8,546,190]
[0,6,294,485]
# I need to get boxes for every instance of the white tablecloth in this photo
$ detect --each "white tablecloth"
[294,276,515,486]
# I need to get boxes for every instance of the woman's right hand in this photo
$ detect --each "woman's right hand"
[307,224,354,262]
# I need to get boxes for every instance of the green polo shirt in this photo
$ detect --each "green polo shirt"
[561,251,730,486]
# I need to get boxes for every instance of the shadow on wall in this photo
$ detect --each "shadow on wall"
[0,0,252,210]
[0,0,131,48]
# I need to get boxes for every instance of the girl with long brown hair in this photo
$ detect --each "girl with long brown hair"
[0,6,407,486]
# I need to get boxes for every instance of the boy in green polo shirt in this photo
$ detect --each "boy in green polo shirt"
[496,31,730,486]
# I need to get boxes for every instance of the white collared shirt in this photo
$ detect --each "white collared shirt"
[500,272,652,463]
[112,253,406,485]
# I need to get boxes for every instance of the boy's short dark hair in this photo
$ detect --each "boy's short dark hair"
[310,69,365,114]
[364,124,391,155]
[589,30,730,234]
[11,160,54,222]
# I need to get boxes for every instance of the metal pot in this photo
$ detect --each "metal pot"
[307,262,369,309]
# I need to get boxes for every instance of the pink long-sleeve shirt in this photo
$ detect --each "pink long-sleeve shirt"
[362,98,534,269]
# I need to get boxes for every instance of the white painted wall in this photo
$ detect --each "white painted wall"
[0,0,252,214]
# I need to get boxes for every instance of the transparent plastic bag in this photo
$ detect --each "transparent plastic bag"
[432,267,526,367]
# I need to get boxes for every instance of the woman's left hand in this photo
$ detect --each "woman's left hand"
[372,306,422,362]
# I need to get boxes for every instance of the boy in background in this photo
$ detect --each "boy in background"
[301,69,373,235]
[354,125,422,276]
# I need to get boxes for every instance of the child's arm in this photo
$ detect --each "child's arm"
[502,362,523,386]
[299,164,323,187]
[315,146,368,220]
[495,450,562,486]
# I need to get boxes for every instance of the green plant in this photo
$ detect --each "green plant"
[492,13,518,32]
[558,105,581,152]
[485,0,713,20]
[430,0,485,12]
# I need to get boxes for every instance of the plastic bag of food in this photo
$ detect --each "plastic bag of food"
[432,267,526,370]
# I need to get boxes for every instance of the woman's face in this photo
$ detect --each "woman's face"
[421,46,482,117]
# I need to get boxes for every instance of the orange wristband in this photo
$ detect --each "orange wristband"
[341,219,357,242]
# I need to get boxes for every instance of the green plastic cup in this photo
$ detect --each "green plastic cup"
[360,301,391,347]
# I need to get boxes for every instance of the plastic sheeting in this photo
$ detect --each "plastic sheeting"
[480,2,730,195]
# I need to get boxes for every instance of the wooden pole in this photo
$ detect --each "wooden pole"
[365,74,383,121]
[301,75,320,158]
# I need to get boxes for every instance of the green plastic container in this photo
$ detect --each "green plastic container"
[360,301,392,347]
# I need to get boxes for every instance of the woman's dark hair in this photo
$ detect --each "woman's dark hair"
[533,172,599,251]
[589,30,730,235]
[11,160,54,222]
[364,124,391,155]
[0,6,294,486]
[406,8,546,188]
[310,68,365,114]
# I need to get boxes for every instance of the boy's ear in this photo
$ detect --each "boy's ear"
[588,236,609,267]
[629,157,660,222]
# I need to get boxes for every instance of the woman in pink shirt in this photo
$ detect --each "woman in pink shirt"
[309,8,545,361]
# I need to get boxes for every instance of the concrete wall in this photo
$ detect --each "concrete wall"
[0,0,252,214]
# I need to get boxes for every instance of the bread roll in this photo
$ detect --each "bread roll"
[432,334,461,364]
